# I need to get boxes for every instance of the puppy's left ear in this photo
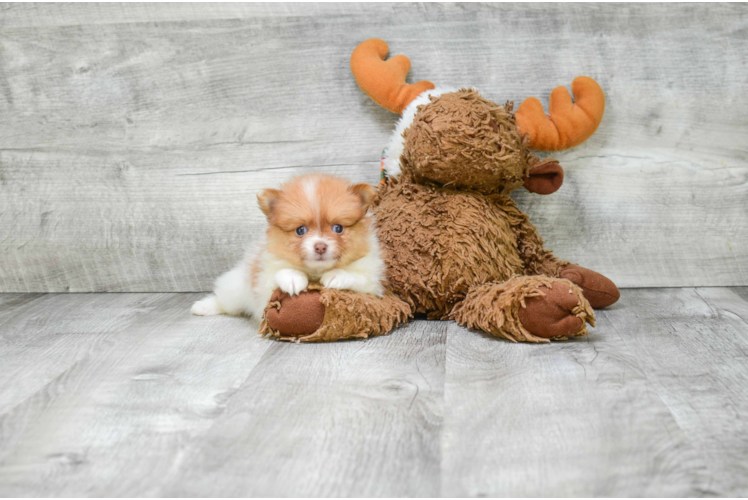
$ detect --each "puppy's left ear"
[524,159,564,195]
[257,188,281,218]
[349,183,378,210]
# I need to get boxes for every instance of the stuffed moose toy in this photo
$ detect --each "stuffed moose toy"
[259,38,620,342]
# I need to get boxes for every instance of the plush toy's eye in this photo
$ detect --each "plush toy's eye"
[295,226,307,236]
[332,224,344,234]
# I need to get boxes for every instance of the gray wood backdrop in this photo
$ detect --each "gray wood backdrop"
[1,3,746,292]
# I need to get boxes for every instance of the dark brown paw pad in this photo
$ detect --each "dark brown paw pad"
[518,283,586,339]
[265,289,326,338]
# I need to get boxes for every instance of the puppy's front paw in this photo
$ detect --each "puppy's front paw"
[275,269,309,296]
[321,269,357,291]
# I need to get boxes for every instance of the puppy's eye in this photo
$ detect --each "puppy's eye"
[332,224,344,234]
[295,226,307,236]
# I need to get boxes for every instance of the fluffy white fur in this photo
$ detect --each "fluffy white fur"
[381,87,455,177]
[191,229,385,319]
[320,229,384,297]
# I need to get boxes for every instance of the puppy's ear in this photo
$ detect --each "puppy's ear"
[257,188,281,218]
[349,183,378,211]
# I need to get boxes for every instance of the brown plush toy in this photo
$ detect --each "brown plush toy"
[260,38,620,343]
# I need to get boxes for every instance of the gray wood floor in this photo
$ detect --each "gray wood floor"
[0,288,746,497]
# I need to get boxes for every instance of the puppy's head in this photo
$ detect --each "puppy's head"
[258,174,377,272]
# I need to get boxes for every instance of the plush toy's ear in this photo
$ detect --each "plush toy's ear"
[350,38,435,114]
[257,188,281,218]
[349,183,378,210]
[524,160,564,195]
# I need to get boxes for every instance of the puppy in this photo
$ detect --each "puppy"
[191,173,384,320]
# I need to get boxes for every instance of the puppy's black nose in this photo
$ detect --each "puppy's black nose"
[314,242,327,255]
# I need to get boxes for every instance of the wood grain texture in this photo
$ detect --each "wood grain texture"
[1,3,747,291]
[0,293,165,414]
[604,287,748,496]
[0,289,747,496]
[0,3,380,27]
[158,320,447,497]
[441,320,710,497]
[0,293,272,497]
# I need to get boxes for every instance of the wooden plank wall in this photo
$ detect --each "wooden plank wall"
[1,3,746,292]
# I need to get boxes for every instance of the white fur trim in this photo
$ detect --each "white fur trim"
[382,87,456,177]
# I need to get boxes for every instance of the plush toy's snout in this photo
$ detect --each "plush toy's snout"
[524,160,564,195]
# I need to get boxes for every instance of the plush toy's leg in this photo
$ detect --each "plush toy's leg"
[258,284,411,343]
[450,275,595,342]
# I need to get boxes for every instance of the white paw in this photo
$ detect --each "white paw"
[275,269,309,296]
[191,296,222,316]
[321,269,357,291]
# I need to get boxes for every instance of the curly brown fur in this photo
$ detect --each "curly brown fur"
[372,173,573,319]
[373,175,527,318]
[260,283,411,343]
[450,276,594,343]
[402,90,534,194]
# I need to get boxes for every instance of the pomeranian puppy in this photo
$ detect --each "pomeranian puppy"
[191,173,384,320]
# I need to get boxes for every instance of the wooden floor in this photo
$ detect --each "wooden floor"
[0,288,745,497]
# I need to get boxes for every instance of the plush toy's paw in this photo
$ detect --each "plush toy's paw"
[265,289,326,338]
[559,264,620,308]
[518,282,588,339]
[262,285,411,343]
[275,269,309,296]
[320,269,356,291]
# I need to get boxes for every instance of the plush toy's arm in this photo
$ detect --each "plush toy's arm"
[505,202,570,277]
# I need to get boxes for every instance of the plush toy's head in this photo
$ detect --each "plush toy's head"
[350,39,605,195]
[402,90,531,194]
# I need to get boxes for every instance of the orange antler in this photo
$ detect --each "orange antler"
[515,76,605,151]
[350,39,435,114]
